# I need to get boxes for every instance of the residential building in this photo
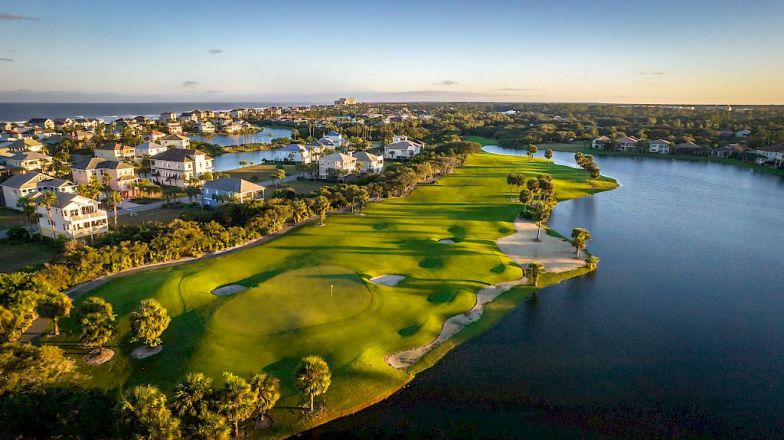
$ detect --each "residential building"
[615,136,639,151]
[178,112,198,123]
[334,97,358,105]
[591,136,610,149]
[318,152,357,179]
[94,142,136,160]
[196,121,215,134]
[322,131,345,148]
[752,144,784,166]
[352,151,383,174]
[144,130,165,142]
[160,112,177,122]
[648,139,671,154]
[72,158,138,196]
[36,192,108,239]
[69,130,95,143]
[159,133,191,149]
[134,141,168,159]
[273,144,312,163]
[229,109,246,119]
[166,122,183,134]
[735,129,751,138]
[150,148,213,187]
[384,135,424,159]
[673,142,707,155]
[7,138,44,153]
[1,172,75,211]
[73,118,99,129]
[28,118,55,130]
[202,178,265,207]
[711,144,746,158]
[53,118,74,129]
[0,151,52,172]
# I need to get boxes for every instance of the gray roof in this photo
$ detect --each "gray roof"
[279,144,306,152]
[151,148,208,162]
[203,177,264,193]
[384,140,420,150]
[1,172,72,190]
[3,151,51,161]
[321,152,355,162]
[73,157,133,170]
[352,151,381,162]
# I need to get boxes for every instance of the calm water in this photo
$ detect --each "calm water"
[305,148,784,439]
[192,126,292,147]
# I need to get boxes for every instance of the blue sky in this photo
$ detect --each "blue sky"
[0,0,782,103]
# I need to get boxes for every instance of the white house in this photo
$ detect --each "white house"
[384,135,424,159]
[735,129,752,138]
[36,192,108,239]
[160,112,177,122]
[134,141,168,159]
[752,144,784,166]
[196,121,216,134]
[159,133,191,149]
[150,148,213,187]
[615,136,639,152]
[7,138,44,153]
[202,178,265,207]
[318,152,357,179]
[1,172,75,211]
[94,142,136,160]
[28,118,55,130]
[591,136,610,149]
[0,151,52,172]
[166,122,183,134]
[648,139,671,154]
[72,158,138,197]
[274,144,312,163]
[229,109,246,119]
[322,131,345,148]
[352,151,383,174]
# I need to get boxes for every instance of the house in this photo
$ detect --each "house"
[72,158,138,196]
[591,136,610,149]
[53,118,74,129]
[159,133,190,149]
[229,109,246,119]
[334,97,357,105]
[7,138,44,153]
[36,192,108,239]
[0,151,52,172]
[614,136,639,152]
[166,122,183,134]
[1,172,75,210]
[273,144,312,163]
[69,130,95,143]
[383,135,424,159]
[73,118,99,129]
[160,112,177,122]
[28,118,55,130]
[735,129,751,138]
[144,130,165,142]
[134,141,168,159]
[196,121,216,134]
[352,151,383,174]
[648,139,671,154]
[94,142,136,160]
[318,152,357,179]
[751,144,784,166]
[673,142,707,155]
[150,148,213,187]
[711,144,746,158]
[322,131,345,148]
[178,112,198,123]
[202,178,265,207]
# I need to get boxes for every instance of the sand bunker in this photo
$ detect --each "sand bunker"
[131,345,163,360]
[212,284,247,296]
[369,275,406,286]
[496,218,585,273]
[437,239,455,244]
[84,348,115,366]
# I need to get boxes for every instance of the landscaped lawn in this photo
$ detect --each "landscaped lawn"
[279,180,328,194]
[462,135,498,146]
[0,207,26,230]
[51,152,617,438]
[225,164,299,183]
[0,240,59,273]
[116,206,206,227]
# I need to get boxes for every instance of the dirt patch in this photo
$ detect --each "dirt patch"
[212,284,247,296]
[84,348,115,366]
[496,218,586,273]
[369,275,406,286]
[131,345,163,360]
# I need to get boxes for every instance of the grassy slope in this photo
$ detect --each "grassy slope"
[53,152,616,438]
[0,240,58,273]
[0,207,26,230]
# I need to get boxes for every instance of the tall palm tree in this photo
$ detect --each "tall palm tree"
[172,372,214,421]
[120,385,181,440]
[17,196,37,240]
[216,372,257,437]
[249,373,280,424]
[570,227,592,258]
[37,191,58,239]
[107,191,122,228]
[296,355,331,413]
[275,168,286,186]
[526,262,545,287]
[530,200,554,240]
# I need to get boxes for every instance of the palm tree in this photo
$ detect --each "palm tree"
[530,200,554,240]
[570,227,592,258]
[120,385,181,440]
[36,292,72,336]
[313,196,330,226]
[586,255,600,270]
[216,372,257,437]
[526,262,545,287]
[527,144,538,160]
[172,372,214,421]
[249,373,280,424]
[545,148,554,162]
[17,196,37,240]
[107,191,122,228]
[296,355,331,413]
[37,191,58,239]
[275,168,286,186]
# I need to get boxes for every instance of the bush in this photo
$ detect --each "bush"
[5,227,30,242]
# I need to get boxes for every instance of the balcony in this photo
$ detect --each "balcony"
[65,209,107,222]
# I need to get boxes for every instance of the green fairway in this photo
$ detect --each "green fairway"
[54,152,616,438]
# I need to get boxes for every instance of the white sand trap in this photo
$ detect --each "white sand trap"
[84,348,115,366]
[212,284,247,296]
[496,218,586,273]
[369,275,406,286]
[437,239,455,244]
[131,345,163,360]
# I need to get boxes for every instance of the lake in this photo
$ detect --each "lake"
[304,147,784,439]
[191,125,292,147]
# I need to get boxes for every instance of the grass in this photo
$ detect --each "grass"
[50,152,617,438]
[0,240,59,273]
[462,135,498,146]
[116,206,206,227]
[0,207,26,230]
[225,164,299,183]
[279,180,328,195]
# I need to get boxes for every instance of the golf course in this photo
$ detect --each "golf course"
[54,151,617,438]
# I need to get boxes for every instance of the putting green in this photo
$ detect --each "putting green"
[55,152,617,438]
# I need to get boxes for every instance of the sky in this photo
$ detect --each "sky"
[0,0,783,104]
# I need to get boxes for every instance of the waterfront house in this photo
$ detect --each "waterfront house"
[752,144,784,166]
[7,138,44,153]
[94,142,136,160]
[648,139,671,154]
[591,136,610,149]
[178,112,198,123]
[73,118,99,129]
[72,158,138,196]
[274,144,312,163]
[150,148,213,187]
[711,144,746,158]
[229,109,246,119]
[318,152,357,179]
[0,151,52,172]
[614,136,639,152]
[53,118,74,129]
[196,121,216,134]
[352,151,384,174]
[160,112,177,122]
[673,142,707,155]
[322,131,345,148]
[202,177,265,207]
[383,135,424,159]
[134,141,168,159]
[1,172,75,211]
[159,133,191,149]
[28,118,55,130]
[36,192,108,239]
[166,122,183,134]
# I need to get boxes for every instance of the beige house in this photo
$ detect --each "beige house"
[384,135,424,159]
[202,178,265,206]
[0,151,52,172]
[166,122,183,134]
[7,138,44,153]
[94,142,136,160]
[648,139,671,154]
[72,158,138,196]
[28,118,55,130]
[160,112,177,122]
[36,192,108,239]
[150,148,213,187]
[352,151,384,174]
[1,172,75,211]
[319,152,357,179]
[615,136,639,151]
[159,133,191,149]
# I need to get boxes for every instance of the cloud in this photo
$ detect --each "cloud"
[432,80,458,86]
[0,12,41,20]
[496,87,539,92]
[0,58,13,62]
[651,71,667,76]
[208,49,223,55]
[181,80,199,88]
[206,89,224,94]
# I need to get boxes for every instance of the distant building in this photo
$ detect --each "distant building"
[166,122,183,134]
[383,135,424,159]
[6,138,44,153]
[711,143,746,158]
[94,142,136,160]
[751,143,784,166]
[71,158,138,197]
[273,144,312,163]
[159,133,191,149]
[322,131,345,148]
[134,141,168,159]
[334,97,358,106]
[196,121,216,134]
[614,136,639,152]
[352,151,383,174]
[202,178,265,207]
[27,118,55,130]
[1,172,75,211]
[318,152,357,179]
[648,139,671,154]
[591,136,610,149]
[160,112,177,122]
[673,142,707,155]
[150,148,213,187]
[735,128,751,138]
